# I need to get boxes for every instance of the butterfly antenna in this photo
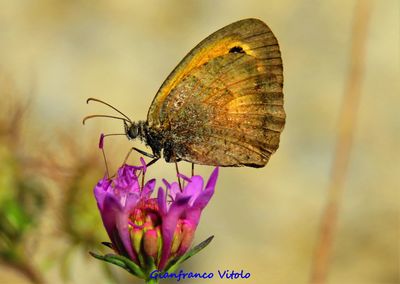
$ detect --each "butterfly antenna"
[87,98,132,123]
[103,133,127,138]
[82,114,131,125]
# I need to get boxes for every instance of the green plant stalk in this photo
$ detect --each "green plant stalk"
[145,278,158,284]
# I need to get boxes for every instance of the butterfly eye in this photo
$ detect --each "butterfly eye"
[127,123,139,140]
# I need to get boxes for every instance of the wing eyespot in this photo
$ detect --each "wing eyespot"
[229,46,246,54]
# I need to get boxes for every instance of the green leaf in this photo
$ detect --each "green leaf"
[166,235,214,273]
[109,254,147,279]
[89,252,146,279]
[89,252,127,269]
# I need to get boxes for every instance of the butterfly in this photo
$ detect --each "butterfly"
[85,18,285,168]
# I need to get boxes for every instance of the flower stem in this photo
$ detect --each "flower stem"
[145,279,158,284]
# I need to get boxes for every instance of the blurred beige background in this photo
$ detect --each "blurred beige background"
[0,0,398,283]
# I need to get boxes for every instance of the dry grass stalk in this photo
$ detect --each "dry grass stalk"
[310,0,373,283]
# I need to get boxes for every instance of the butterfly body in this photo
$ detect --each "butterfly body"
[125,18,285,167]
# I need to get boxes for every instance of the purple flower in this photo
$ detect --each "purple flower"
[93,160,218,274]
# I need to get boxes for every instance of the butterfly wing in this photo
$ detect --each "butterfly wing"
[147,18,285,167]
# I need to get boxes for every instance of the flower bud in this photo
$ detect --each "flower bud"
[131,226,143,255]
[170,221,183,255]
[178,221,195,255]
[143,229,159,259]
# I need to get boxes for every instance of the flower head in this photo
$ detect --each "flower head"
[92,160,218,279]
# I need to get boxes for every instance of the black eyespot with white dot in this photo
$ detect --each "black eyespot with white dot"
[229,46,245,54]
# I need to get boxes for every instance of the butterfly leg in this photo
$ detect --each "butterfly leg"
[175,161,183,191]
[133,149,159,187]
[123,147,159,186]
[146,157,160,167]
[142,157,159,186]
[141,157,160,188]
[124,147,157,163]
[132,147,157,158]
[192,163,195,177]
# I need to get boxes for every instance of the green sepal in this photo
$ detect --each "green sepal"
[89,252,146,279]
[165,235,214,273]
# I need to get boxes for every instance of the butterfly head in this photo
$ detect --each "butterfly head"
[125,121,138,140]
[84,98,147,142]
[124,120,146,141]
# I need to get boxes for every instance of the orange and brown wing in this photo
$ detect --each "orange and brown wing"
[147,18,285,167]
